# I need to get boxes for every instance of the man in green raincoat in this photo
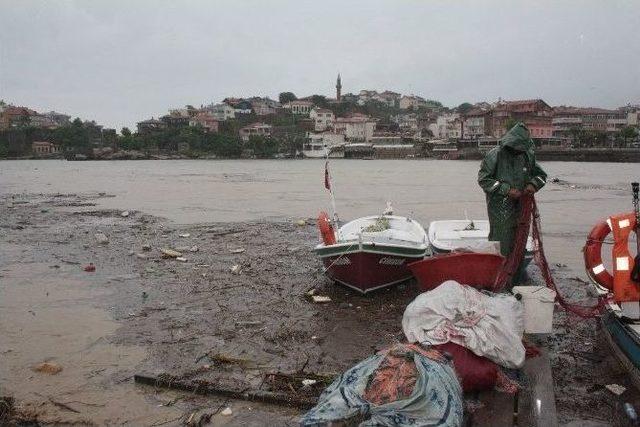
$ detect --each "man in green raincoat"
[478,122,547,285]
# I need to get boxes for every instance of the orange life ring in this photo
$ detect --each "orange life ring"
[609,212,639,303]
[318,211,336,246]
[584,220,614,290]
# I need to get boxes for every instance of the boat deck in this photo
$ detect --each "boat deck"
[470,337,558,426]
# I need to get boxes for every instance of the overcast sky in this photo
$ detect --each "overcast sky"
[1,0,639,130]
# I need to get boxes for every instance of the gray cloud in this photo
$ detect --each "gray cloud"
[1,0,639,130]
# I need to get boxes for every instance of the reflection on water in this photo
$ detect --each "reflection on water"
[1,159,638,274]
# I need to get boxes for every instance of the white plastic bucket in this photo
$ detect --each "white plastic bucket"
[512,286,556,334]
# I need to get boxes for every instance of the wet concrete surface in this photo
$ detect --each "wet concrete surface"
[0,191,638,426]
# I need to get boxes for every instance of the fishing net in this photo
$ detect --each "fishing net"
[494,194,608,318]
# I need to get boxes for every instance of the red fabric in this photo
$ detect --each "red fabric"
[324,161,331,191]
[432,342,498,392]
[494,195,608,318]
[363,343,445,405]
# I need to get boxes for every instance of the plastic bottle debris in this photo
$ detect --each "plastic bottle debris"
[95,233,109,244]
[231,265,242,275]
[296,219,307,226]
[84,263,96,272]
[624,403,638,424]
[179,233,191,238]
[301,379,317,387]
[312,295,331,303]
[221,407,233,416]
[33,362,62,375]
[230,248,245,254]
[121,211,130,217]
[176,257,188,262]
[161,249,182,258]
[606,384,626,395]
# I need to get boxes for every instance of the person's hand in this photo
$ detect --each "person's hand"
[507,188,522,200]
[524,184,537,195]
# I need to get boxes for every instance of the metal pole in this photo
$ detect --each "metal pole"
[632,182,640,283]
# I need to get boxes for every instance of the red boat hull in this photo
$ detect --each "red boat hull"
[408,253,505,292]
[322,251,419,293]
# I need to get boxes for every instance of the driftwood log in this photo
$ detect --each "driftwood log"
[133,374,317,409]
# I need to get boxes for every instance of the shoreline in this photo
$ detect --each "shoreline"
[6,147,640,163]
[1,192,639,425]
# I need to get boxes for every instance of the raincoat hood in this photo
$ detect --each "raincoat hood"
[500,123,534,152]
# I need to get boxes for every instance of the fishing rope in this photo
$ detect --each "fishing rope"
[494,195,608,318]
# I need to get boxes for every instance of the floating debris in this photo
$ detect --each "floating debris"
[312,295,331,303]
[221,407,233,416]
[179,233,191,238]
[83,263,96,272]
[95,232,109,244]
[230,248,245,254]
[176,257,188,263]
[161,249,182,258]
[301,379,317,387]
[606,384,626,395]
[231,264,242,275]
[121,211,130,217]
[33,362,63,375]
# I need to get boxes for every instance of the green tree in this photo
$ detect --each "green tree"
[52,118,90,152]
[279,92,297,104]
[212,134,242,157]
[247,135,278,158]
[619,126,639,145]
[310,95,329,109]
[457,102,473,114]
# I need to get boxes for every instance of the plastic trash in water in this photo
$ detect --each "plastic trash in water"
[84,263,96,272]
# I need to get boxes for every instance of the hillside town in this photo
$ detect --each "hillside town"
[1,75,639,161]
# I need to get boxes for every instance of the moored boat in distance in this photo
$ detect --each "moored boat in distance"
[314,215,429,293]
[302,142,345,158]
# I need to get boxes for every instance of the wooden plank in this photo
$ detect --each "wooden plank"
[470,390,515,427]
[517,344,558,427]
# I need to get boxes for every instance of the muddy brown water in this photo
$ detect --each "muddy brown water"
[1,159,639,426]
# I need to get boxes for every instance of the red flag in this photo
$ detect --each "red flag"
[324,161,331,191]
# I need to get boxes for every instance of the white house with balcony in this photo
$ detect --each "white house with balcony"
[206,103,235,121]
[334,116,377,142]
[309,108,335,131]
[284,100,314,115]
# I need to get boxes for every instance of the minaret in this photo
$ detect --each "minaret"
[336,73,342,102]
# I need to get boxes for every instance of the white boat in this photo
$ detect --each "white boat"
[302,143,344,159]
[428,219,533,262]
[314,215,429,293]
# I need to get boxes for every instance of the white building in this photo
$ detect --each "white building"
[334,115,377,142]
[462,110,488,139]
[309,108,335,131]
[399,95,427,110]
[284,100,314,115]
[250,98,279,116]
[392,113,418,131]
[429,113,461,139]
[207,103,235,121]
[239,123,272,142]
[303,132,345,158]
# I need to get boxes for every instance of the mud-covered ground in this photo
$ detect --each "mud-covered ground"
[1,192,638,426]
